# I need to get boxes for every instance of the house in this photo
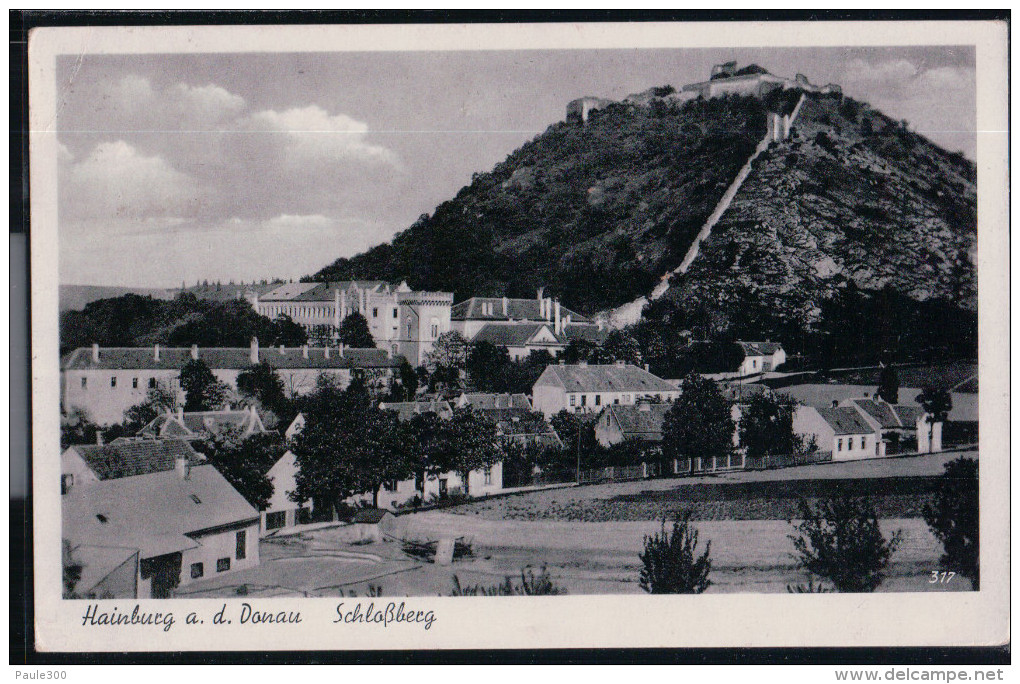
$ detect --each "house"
[378,399,454,421]
[456,393,562,449]
[62,438,206,489]
[60,340,402,425]
[735,341,787,376]
[682,62,841,100]
[844,398,942,454]
[253,281,453,366]
[350,509,398,542]
[261,449,306,536]
[451,289,601,341]
[595,402,672,447]
[792,405,884,462]
[532,362,681,418]
[62,458,260,598]
[136,406,267,442]
[63,543,140,599]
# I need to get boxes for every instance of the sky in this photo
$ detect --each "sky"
[55,44,977,288]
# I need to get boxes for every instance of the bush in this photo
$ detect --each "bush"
[450,566,563,596]
[923,457,979,589]
[789,496,902,592]
[638,511,712,594]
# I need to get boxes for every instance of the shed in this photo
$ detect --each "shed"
[350,509,397,542]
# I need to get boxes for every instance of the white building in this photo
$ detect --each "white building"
[254,280,453,366]
[735,341,787,376]
[451,289,602,342]
[792,405,884,462]
[532,362,681,418]
[60,340,401,425]
[62,441,260,598]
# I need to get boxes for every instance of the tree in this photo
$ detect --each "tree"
[878,364,899,404]
[444,407,502,494]
[61,407,100,449]
[466,341,514,392]
[202,430,284,510]
[354,409,412,508]
[661,374,734,464]
[789,496,902,592]
[122,381,179,431]
[738,392,800,459]
[923,457,979,589]
[424,331,470,392]
[236,361,288,416]
[639,511,712,594]
[62,539,83,599]
[592,330,642,365]
[916,386,952,453]
[272,314,308,346]
[338,312,375,348]
[179,359,232,412]
[405,410,458,500]
[549,410,601,472]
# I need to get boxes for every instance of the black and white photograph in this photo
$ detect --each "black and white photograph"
[24,16,1008,655]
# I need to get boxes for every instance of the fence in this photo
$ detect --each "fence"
[671,453,746,475]
[578,462,659,484]
[743,450,833,471]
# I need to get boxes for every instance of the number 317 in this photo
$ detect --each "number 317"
[929,571,956,584]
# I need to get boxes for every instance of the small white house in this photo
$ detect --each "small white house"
[793,405,883,461]
[735,341,787,377]
[532,362,680,418]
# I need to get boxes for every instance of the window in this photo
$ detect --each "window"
[265,511,286,530]
[752,359,757,369]
[837,438,843,451]
[483,467,493,485]
[383,479,398,492]
[110,376,117,388]
[431,320,439,338]
[393,308,398,318]
[81,377,87,389]
[581,395,588,407]
[149,377,157,389]
[132,377,139,389]
[569,394,576,407]
[595,395,601,406]
[236,531,246,560]
[61,474,73,495]
[372,308,378,318]
[191,563,204,579]
[407,324,413,337]
[216,558,231,572]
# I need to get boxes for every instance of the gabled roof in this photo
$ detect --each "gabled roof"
[266,281,396,303]
[62,346,401,371]
[473,323,564,348]
[66,544,139,597]
[852,400,924,429]
[138,409,266,441]
[536,364,679,394]
[602,403,672,440]
[352,509,391,524]
[736,341,784,357]
[451,297,591,324]
[63,464,259,559]
[816,407,876,436]
[379,400,453,422]
[66,439,205,480]
[458,393,533,411]
[561,325,610,345]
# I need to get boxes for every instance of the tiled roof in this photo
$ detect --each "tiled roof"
[379,400,453,422]
[561,325,610,344]
[473,323,562,347]
[451,297,591,323]
[737,341,784,357]
[352,509,391,524]
[61,346,401,371]
[138,409,265,440]
[67,439,205,480]
[260,281,396,302]
[62,464,259,559]
[536,364,679,394]
[851,400,926,430]
[459,393,533,411]
[816,407,876,436]
[603,403,672,440]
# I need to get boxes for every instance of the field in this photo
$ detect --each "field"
[178,451,976,597]
[818,361,977,393]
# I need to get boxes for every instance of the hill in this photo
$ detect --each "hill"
[309,87,976,368]
[60,285,175,312]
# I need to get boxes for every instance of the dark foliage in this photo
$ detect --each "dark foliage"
[738,392,801,459]
[338,312,376,348]
[661,374,733,462]
[179,359,231,412]
[878,365,900,404]
[450,567,563,596]
[200,430,285,510]
[639,511,712,594]
[923,457,979,589]
[789,496,902,592]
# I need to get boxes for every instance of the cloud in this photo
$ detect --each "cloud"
[242,105,400,167]
[168,82,246,124]
[65,140,200,220]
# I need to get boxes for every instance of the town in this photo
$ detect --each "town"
[59,62,979,600]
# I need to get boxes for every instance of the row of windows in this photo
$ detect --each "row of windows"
[567,393,663,408]
[189,531,246,579]
[837,436,869,451]
[79,376,159,390]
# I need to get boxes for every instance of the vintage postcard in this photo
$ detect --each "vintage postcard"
[29,19,1008,652]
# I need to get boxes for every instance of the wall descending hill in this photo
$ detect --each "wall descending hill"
[311,95,769,314]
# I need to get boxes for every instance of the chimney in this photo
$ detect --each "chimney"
[190,344,199,361]
[250,337,259,364]
[175,455,190,480]
[153,344,160,361]
[537,287,545,304]
[615,360,626,367]
[91,343,100,362]
[545,298,553,321]
[176,405,184,421]
[95,431,104,446]
[279,344,285,355]
[302,345,309,359]
[338,343,345,357]
[324,346,331,359]
[502,296,508,316]
[558,359,565,365]
[644,363,650,372]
